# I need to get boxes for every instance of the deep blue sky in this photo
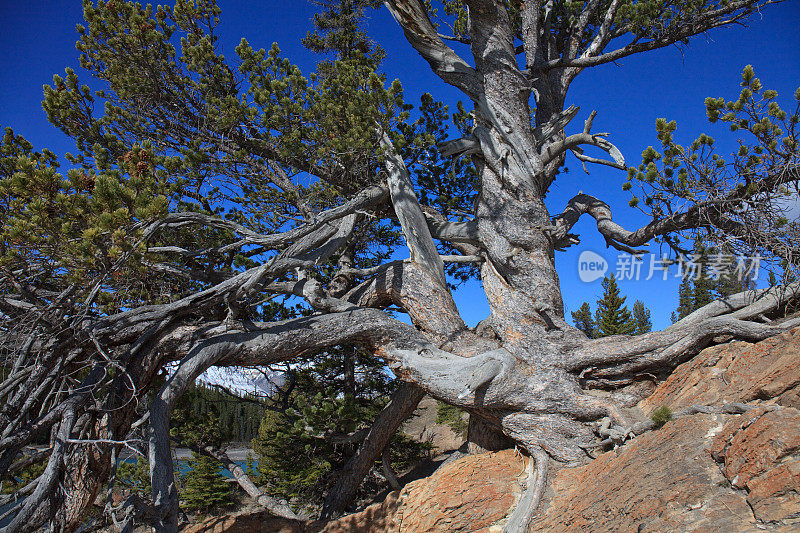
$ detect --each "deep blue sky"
[1,1,798,329]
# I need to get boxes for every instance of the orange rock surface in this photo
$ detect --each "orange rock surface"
[640,327,800,413]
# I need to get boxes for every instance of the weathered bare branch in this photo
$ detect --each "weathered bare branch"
[425,217,480,246]
[343,261,468,340]
[383,0,483,100]
[197,444,298,520]
[532,105,581,146]
[380,130,448,288]
[143,184,388,253]
[533,0,782,72]
[569,282,800,374]
[541,131,625,169]
[437,137,481,158]
[549,193,645,253]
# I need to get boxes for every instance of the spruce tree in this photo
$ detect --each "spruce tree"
[245,452,257,478]
[632,300,653,335]
[693,269,716,311]
[181,452,233,514]
[595,275,636,337]
[672,243,758,321]
[571,302,597,338]
[715,246,756,298]
[673,276,695,322]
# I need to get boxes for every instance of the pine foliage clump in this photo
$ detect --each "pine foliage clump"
[181,452,233,514]
[252,348,430,510]
[116,457,151,497]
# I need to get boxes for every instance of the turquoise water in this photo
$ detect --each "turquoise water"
[120,457,257,479]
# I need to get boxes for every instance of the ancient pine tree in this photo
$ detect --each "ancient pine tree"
[1,0,799,532]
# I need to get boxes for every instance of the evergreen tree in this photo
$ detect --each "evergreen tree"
[172,382,269,444]
[595,275,636,337]
[247,5,431,512]
[181,452,233,514]
[715,246,756,298]
[672,276,695,322]
[252,347,430,511]
[245,452,257,478]
[672,242,758,321]
[435,401,467,437]
[692,269,716,310]
[116,457,151,497]
[632,300,652,335]
[571,302,597,338]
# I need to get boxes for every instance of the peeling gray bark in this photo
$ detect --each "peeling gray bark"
[380,130,448,288]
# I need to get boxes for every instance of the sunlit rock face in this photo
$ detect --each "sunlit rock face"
[640,327,800,411]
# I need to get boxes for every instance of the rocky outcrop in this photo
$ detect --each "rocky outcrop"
[531,414,773,531]
[183,512,302,533]
[314,491,402,533]
[710,407,800,524]
[317,448,524,532]
[640,327,800,412]
[528,328,800,532]
[400,396,465,454]
[387,448,523,532]
[184,450,525,533]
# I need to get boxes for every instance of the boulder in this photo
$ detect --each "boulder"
[710,407,800,524]
[317,449,525,533]
[529,329,800,532]
[640,327,800,413]
[388,448,523,532]
[312,492,401,533]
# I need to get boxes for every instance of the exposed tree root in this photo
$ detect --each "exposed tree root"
[503,446,549,533]
[594,402,768,449]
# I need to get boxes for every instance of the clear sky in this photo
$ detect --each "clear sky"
[1,0,798,329]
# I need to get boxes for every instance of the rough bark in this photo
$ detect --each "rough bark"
[466,414,513,454]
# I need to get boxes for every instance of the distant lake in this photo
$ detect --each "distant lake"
[120,450,258,479]
[1,448,258,527]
